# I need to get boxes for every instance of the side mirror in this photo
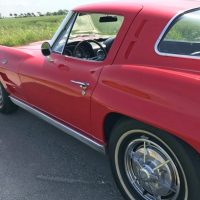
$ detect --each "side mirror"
[41,42,52,56]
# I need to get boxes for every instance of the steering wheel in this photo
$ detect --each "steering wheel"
[73,40,107,61]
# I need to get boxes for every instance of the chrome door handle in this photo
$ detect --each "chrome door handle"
[70,80,90,89]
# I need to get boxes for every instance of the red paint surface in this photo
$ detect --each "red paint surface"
[0,0,200,154]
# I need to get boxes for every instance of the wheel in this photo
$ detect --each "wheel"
[0,83,18,113]
[109,119,200,200]
[73,40,107,61]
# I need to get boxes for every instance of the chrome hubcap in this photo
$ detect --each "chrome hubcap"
[124,137,180,200]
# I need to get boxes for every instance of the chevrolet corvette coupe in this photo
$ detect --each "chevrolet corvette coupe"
[0,0,200,199]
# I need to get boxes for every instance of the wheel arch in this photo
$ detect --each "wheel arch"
[103,112,200,155]
[0,80,9,94]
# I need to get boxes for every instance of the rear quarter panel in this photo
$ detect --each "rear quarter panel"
[91,7,200,154]
[91,64,200,154]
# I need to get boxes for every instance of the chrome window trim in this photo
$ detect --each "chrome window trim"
[60,13,78,55]
[154,7,200,60]
[49,11,75,47]
[52,13,77,55]
[10,96,106,154]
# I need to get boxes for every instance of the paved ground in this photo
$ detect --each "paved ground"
[0,109,123,200]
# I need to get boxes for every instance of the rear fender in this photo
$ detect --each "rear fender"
[91,64,200,154]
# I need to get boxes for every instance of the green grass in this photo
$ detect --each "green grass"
[165,18,200,42]
[0,16,65,47]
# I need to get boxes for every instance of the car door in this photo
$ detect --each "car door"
[19,11,135,135]
[28,53,104,134]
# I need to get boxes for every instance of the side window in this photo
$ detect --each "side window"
[52,16,75,54]
[158,9,200,57]
[54,13,124,61]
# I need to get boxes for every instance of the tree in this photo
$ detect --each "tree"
[37,12,44,16]
[52,12,57,16]
[27,13,32,17]
[14,13,18,18]
[46,12,52,16]
[9,13,13,17]
[55,9,68,16]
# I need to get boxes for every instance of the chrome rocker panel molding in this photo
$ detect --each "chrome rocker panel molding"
[10,96,106,154]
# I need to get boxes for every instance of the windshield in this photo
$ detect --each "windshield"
[68,13,124,42]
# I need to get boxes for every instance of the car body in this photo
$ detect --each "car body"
[0,1,200,200]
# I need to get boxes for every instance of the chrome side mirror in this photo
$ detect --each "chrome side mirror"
[41,42,52,56]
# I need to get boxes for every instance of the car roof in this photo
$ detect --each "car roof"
[74,0,200,20]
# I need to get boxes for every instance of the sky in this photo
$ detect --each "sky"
[0,0,110,17]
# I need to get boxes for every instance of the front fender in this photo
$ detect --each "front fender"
[0,45,32,99]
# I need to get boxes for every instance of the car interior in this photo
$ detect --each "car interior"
[63,37,115,61]
[159,40,200,56]
[52,13,124,61]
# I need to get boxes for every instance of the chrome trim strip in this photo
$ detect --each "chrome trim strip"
[154,7,200,60]
[49,11,74,47]
[10,97,106,154]
[71,80,90,87]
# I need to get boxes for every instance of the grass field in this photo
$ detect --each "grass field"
[0,16,65,47]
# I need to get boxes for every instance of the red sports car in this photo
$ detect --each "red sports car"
[0,0,200,199]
